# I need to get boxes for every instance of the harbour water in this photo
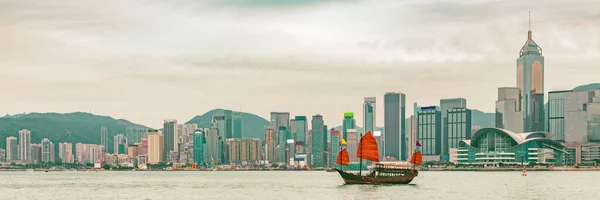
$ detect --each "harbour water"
[0,171,597,200]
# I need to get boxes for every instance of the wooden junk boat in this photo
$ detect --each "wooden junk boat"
[334,131,422,185]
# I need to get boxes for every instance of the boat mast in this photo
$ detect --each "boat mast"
[359,133,363,176]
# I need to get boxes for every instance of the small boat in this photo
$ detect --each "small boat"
[334,132,422,185]
[522,168,527,176]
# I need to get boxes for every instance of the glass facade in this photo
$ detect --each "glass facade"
[517,30,545,132]
[548,91,568,142]
[330,130,340,167]
[342,112,356,140]
[363,97,376,134]
[445,108,472,157]
[417,107,441,156]
[384,92,406,160]
[456,128,565,165]
[233,111,242,138]
[193,130,206,165]
[311,115,326,167]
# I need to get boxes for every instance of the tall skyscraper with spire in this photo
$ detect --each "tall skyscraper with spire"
[517,12,545,132]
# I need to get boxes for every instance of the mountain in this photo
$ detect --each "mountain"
[0,112,147,151]
[186,109,269,140]
[572,83,600,92]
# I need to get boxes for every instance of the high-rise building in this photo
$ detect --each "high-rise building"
[100,126,108,153]
[233,112,243,138]
[346,129,359,163]
[270,112,290,142]
[384,92,406,160]
[75,143,103,164]
[330,130,341,167]
[226,138,262,162]
[114,134,128,155]
[177,124,199,145]
[41,138,53,163]
[206,119,223,164]
[58,142,74,163]
[417,106,442,156]
[496,87,524,133]
[163,119,178,161]
[18,129,31,162]
[278,126,288,164]
[6,136,17,162]
[147,130,164,164]
[363,97,376,135]
[291,116,308,146]
[548,90,569,142]
[127,145,139,158]
[445,108,472,159]
[264,126,277,163]
[342,112,356,140]
[517,22,545,132]
[192,129,206,165]
[311,115,326,167]
[126,127,148,145]
[440,98,467,158]
[406,115,417,161]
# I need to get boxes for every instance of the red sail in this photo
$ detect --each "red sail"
[356,132,380,162]
[410,151,423,165]
[336,149,350,166]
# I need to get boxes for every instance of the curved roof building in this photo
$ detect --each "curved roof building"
[455,128,566,165]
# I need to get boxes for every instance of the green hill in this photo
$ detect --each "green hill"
[0,112,147,152]
[572,83,600,92]
[186,109,270,140]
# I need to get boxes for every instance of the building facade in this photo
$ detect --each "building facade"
[114,134,128,155]
[311,115,326,167]
[147,130,164,164]
[496,87,524,133]
[517,27,545,132]
[406,115,417,161]
[384,92,406,160]
[417,106,442,156]
[363,97,376,135]
[548,90,569,142]
[18,129,31,162]
[163,120,178,162]
[440,98,467,158]
[330,130,341,167]
[100,126,108,153]
[342,112,356,140]
[6,136,17,162]
[445,108,472,159]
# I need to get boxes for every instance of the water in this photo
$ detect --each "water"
[0,171,597,200]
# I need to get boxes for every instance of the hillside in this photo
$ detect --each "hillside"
[0,112,147,152]
[572,83,600,92]
[186,109,270,140]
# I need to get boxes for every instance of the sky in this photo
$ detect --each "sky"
[1,0,599,128]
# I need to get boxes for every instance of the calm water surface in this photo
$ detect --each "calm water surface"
[0,171,597,200]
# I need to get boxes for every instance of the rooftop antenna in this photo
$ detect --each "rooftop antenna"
[527,11,532,39]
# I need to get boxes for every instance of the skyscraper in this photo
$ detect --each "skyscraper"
[496,87,524,133]
[363,97,376,134]
[6,136,17,162]
[517,19,545,132]
[270,112,290,143]
[100,126,108,153]
[18,129,31,162]
[58,142,74,163]
[114,134,128,155]
[206,118,223,164]
[264,126,278,163]
[440,98,467,158]
[330,130,341,167]
[126,127,148,145]
[417,106,441,156]
[163,119,178,161]
[342,112,356,140]
[147,130,163,164]
[445,108,472,159]
[311,115,325,167]
[547,90,570,142]
[233,111,243,138]
[192,129,206,165]
[406,115,417,161]
[291,116,308,145]
[384,92,406,160]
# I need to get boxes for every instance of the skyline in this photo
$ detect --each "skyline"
[1,0,600,128]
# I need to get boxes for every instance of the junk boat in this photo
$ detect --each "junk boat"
[334,131,422,184]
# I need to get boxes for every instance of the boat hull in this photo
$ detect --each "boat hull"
[335,169,418,185]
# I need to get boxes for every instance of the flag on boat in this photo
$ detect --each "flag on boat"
[416,140,422,147]
[341,138,347,145]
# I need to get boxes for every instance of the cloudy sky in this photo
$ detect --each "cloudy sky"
[1,0,599,128]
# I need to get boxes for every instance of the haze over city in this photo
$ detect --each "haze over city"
[1,0,599,127]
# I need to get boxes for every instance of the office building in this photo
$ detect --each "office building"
[18,129,31,162]
[363,97,376,134]
[147,130,164,165]
[417,106,442,156]
[440,98,467,158]
[517,24,545,132]
[291,116,308,146]
[193,129,206,165]
[270,112,290,142]
[342,112,356,140]
[31,144,41,164]
[226,138,262,162]
[330,130,341,167]
[233,112,242,138]
[264,126,278,163]
[496,87,524,133]
[445,108,472,159]
[346,129,359,163]
[384,92,406,160]
[6,136,17,162]
[206,118,223,164]
[127,145,139,158]
[163,119,178,162]
[548,90,569,142]
[311,115,326,167]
